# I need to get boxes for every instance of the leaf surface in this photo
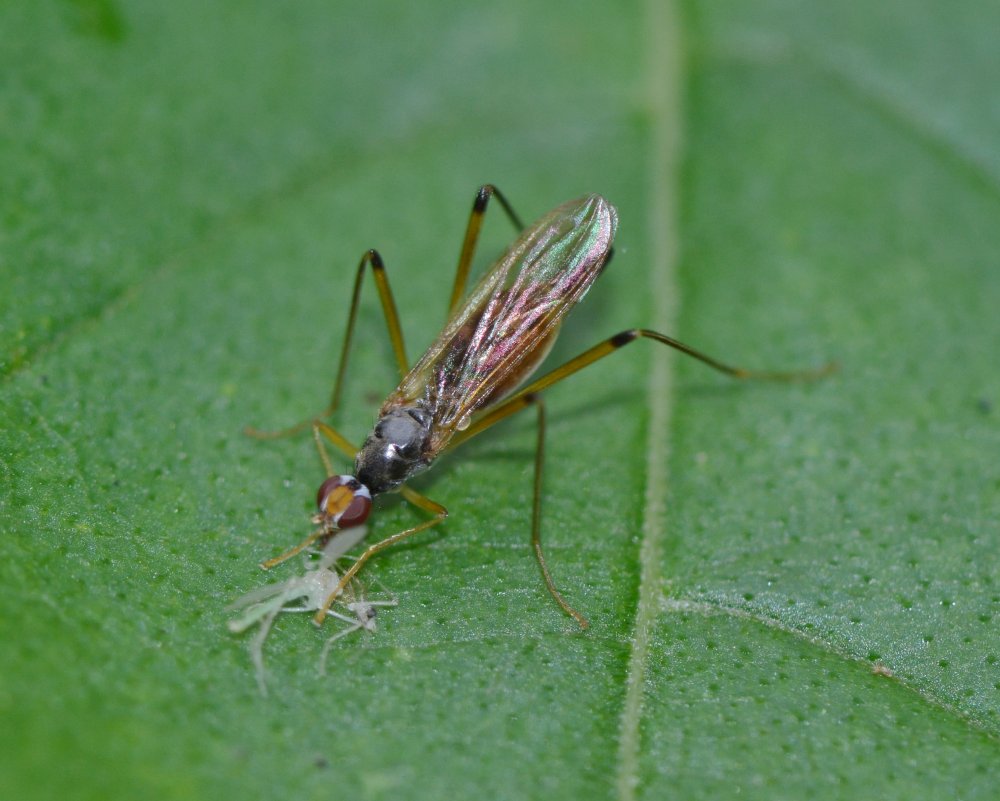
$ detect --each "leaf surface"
[1,2,997,799]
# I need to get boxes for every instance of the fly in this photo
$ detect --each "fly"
[247,186,832,630]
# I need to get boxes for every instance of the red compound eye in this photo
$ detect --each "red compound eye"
[316,475,372,528]
[338,493,372,528]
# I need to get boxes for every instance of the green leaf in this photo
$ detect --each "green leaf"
[2,1,998,799]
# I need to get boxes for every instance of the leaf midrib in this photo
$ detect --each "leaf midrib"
[613,1,683,798]
[612,10,1000,792]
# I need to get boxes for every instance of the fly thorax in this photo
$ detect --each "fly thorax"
[354,406,433,495]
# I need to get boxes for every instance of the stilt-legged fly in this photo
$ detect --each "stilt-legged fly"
[247,186,832,630]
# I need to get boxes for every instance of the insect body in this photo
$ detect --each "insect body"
[357,194,615,493]
[249,187,830,630]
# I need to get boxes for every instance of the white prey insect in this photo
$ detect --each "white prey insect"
[227,526,397,694]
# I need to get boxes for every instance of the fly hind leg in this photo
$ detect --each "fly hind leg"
[449,328,835,626]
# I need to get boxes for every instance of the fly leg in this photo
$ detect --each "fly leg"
[313,486,448,624]
[447,184,526,317]
[449,391,587,629]
[456,329,836,415]
[245,248,409,438]
[450,330,835,626]
[258,421,361,570]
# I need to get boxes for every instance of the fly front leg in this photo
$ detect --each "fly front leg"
[312,420,358,476]
[258,421,360,570]
[313,486,449,625]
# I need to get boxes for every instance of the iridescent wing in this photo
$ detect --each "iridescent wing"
[383,194,617,449]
